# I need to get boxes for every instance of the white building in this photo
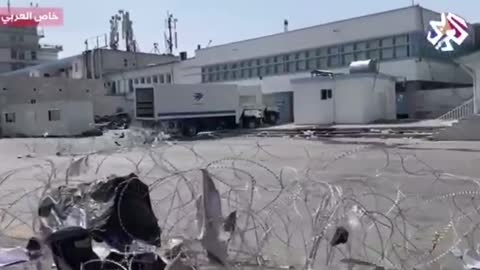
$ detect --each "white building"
[184,5,477,120]
[432,50,480,140]
[0,77,129,137]
[104,5,478,122]
[292,72,396,125]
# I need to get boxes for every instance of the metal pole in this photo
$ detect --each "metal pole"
[99,49,103,80]
[90,49,95,79]
[168,14,173,54]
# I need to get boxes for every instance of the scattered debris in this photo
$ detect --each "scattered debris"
[19,171,236,269]
[257,131,269,137]
[36,173,163,269]
[0,247,30,267]
[451,247,480,270]
[17,154,35,159]
[66,156,90,177]
[80,128,103,137]
[302,130,315,137]
[330,226,349,247]
[224,211,236,234]
[95,113,131,131]
[198,169,228,266]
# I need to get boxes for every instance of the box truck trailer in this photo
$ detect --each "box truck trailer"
[134,84,279,136]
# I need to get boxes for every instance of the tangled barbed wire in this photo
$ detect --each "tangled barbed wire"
[0,130,479,269]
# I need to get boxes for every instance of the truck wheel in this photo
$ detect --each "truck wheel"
[267,112,278,125]
[246,118,258,129]
[182,125,198,137]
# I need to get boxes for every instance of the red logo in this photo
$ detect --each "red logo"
[0,7,63,27]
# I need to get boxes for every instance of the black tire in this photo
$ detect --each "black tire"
[216,121,226,131]
[249,120,257,129]
[243,118,259,129]
[182,124,198,137]
[266,112,279,125]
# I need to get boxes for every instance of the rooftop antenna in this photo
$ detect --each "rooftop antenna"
[151,42,160,54]
[109,15,120,50]
[174,17,178,50]
[116,10,137,52]
[164,12,178,54]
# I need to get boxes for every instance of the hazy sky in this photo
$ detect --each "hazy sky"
[6,0,480,57]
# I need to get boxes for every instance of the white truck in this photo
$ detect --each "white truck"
[134,84,279,136]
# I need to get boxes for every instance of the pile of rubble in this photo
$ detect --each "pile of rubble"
[95,113,131,131]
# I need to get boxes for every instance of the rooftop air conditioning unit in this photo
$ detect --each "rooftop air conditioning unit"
[349,59,379,74]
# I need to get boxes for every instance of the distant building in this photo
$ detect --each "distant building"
[102,5,480,121]
[1,49,179,81]
[0,49,179,137]
[186,5,479,119]
[103,57,194,95]
[292,72,397,125]
[0,24,62,73]
[0,77,130,137]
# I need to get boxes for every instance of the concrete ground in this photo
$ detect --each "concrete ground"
[0,132,479,269]
[260,119,457,131]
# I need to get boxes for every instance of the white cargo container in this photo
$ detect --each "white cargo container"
[134,84,279,136]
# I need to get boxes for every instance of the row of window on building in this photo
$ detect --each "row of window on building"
[201,34,410,82]
[9,34,27,43]
[110,73,173,94]
[11,49,37,61]
[4,109,60,124]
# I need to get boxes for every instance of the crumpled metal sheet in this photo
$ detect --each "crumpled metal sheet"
[37,173,164,270]
[38,173,161,251]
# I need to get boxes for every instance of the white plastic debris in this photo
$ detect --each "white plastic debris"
[464,249,480,269]
[0,247,29,267]
[158,131,171,140]
[451,246,463,258]
[303,130,315,137]
[64,207,87,228]
[346,205,363,230]
[91,240,112,261]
